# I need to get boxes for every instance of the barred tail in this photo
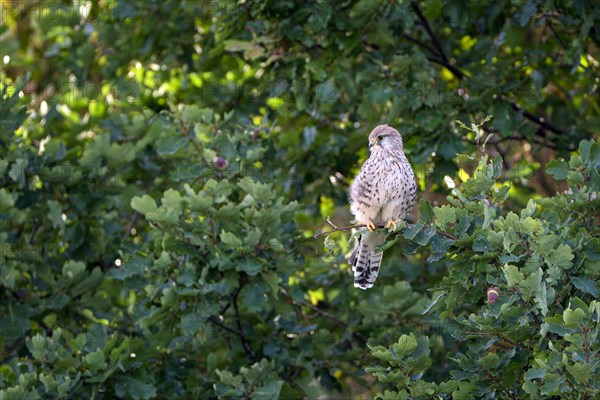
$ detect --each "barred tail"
[349,234,384,290]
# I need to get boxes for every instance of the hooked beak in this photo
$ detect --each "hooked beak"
[369,139,376,149]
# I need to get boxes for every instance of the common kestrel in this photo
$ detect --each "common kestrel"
[348,125,417,289]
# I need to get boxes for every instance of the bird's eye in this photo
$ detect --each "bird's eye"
[377,135,384,141]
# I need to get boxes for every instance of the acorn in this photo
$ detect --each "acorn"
[214,156,228,170]
[487,287,500,303]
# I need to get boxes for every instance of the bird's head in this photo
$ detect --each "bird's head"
[368,125,403,152]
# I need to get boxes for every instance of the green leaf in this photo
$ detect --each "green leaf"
[237,260,262,276]
[571,276,599,298]
[524,368,546,380]
[479,353,499,369]
[516,0,537,26]
[83,349,107,373]
[413,226,436,246]
[181,105,213,124]
[519,267,542,301]
[546,244,574,270]
[180,313,204,337]
[47,200,65,230]
[391,334,417,359]
[546,160,569,180]
[521,199,536,219]
[261,271,280,298]
[156,136,188,156]
[428,234,455,262]
[563,308,585,327]
[544,315,578,335]
[131,195,157,215]
[452,381,475,400]
[522,380,539,398]
[224,39,257,52]
[0,188,15,211]
[239,283,268,312]
[434,205,456,228]
[62,260,86,279]
[251,379,284,400]
[566,362,592,383]
[418,199,434,224]
[377,236,400,252]
[109,254,148,280]
[579,140,593,166]
[403,223,424,240]
[503,264,524,288]
[220,230,243,248]
[115,376,157,400]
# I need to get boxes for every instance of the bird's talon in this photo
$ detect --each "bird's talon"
[385,220,398,231]
[358,220,376,232]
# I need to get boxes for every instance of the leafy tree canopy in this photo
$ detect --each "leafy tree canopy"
[0,0,598,398]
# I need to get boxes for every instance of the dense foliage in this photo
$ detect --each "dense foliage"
[0,0,598,398]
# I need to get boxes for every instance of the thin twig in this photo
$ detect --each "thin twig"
[177,118,203,156]
[486,370,518,400]
[514,290,542,324]
[280,289,368,344]
[583,327,590,364]
[507,100,566,135]
[517,231,532,257]
[326,216,338,229]
[402,33,438,56]
[437,230,458,240]
[123,181,155,240]
[546,19,568,50]
[403,2,568,138]
[313,223,373,238]
[28,222,41,245]
[411,1,448,62]
[123,212,140,240]
[207,316,242,336]
[232,284,257,362]
[426,56,466,79]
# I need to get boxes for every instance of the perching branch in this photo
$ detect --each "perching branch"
[313,223,458,241]
[312,223,376,238]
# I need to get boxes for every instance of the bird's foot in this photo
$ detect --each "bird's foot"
[357,219,377,232]
[385,219,399,231]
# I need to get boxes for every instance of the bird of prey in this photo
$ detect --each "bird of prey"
[348,125,417,289]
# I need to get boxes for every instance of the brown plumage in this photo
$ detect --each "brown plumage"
[348,125,417,289]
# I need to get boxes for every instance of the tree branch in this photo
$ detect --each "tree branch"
[402,2,569,138]
[546,19,568,50]
[402,33,438,57]
[507,100,566,135]
[486,370,518,400]
[411,1,448,62]
[232,284,257,363]
[280,289,368,344]
[313,223,458,241]
[123,181,155,240]
[207,316,242,336]
[426,56,466,79]
[313,223,373,238]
